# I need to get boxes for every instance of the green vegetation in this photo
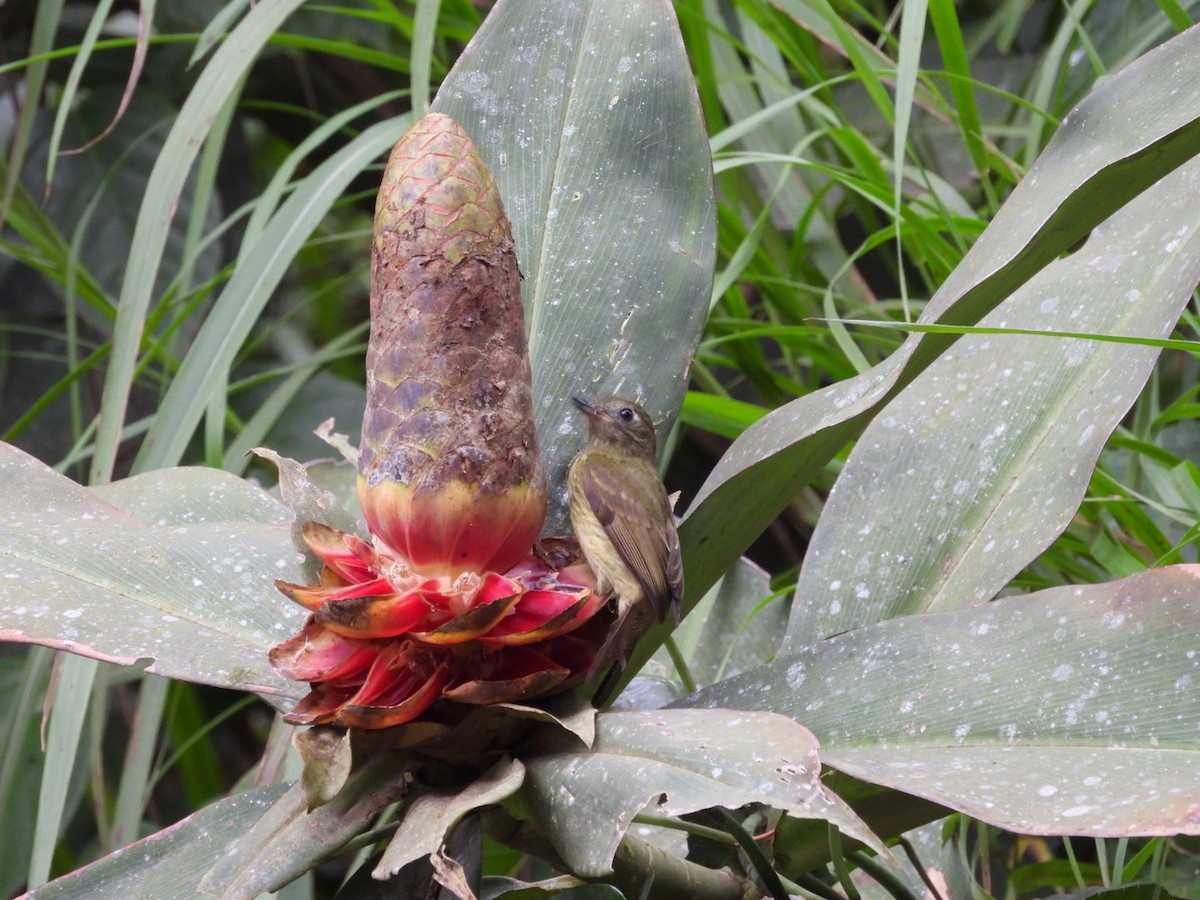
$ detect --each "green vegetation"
[2,1,1198,896]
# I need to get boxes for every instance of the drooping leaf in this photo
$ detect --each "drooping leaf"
[0,442,304,701]
[787,150,1200,644]
[251,446,361,569]
[432,0,717,532]
[683,565,1200,837]
[376,757,526,879]
[228,369,366,475]
[519,707,886,878]
[496,693,597,748]
[25,783,290,899]
[294,725,353,812]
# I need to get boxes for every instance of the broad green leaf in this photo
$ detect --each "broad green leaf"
[0,443,304,701]
[432,0,716,532]
[25,783,290,899]
[79,457,297,875]
[200,750,412,897]
[88,465,290,526]
[683,566,1200,837]
[519,708,885,878]
[676,22,1200,629]
[787,150,1200,644]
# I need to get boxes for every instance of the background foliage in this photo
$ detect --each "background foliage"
[1,0,1199,896]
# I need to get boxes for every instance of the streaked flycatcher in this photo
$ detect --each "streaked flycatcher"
[567,397,683,703]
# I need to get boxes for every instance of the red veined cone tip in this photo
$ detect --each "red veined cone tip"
[358,112,545,575]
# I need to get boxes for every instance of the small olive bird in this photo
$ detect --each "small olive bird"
[567,397,683,703]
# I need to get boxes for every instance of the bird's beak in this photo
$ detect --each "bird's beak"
[571,396,599,419]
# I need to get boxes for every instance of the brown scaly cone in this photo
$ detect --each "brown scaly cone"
[268,114,607,730]
[358,112,546,578]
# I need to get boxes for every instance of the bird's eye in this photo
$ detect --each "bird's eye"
[618,407,634,421]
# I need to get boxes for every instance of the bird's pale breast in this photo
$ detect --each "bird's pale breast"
[567,460,644,603]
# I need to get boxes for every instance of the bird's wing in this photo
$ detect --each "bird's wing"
[579,455,683,622]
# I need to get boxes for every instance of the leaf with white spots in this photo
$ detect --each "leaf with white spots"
[0,442,305,704]
[684,566,1200,837]
[787,150,1200,645]
[250,446,361,578]
[519,708,886,877]
[89,465,292,527]
[24,784,291,899]
[431,0,716,534]
[675,23,1200,645]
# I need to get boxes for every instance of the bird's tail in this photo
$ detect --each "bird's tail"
[585,601,659,708]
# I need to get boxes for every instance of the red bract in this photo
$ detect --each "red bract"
[270,523,605,729]
[268,113,610,729]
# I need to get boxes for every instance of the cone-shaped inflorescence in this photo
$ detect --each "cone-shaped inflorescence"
[269,114,606,730]
[359,112,546,579]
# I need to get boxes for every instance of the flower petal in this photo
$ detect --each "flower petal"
[443,646,569,705]
[481,587,602,645]
[275,576,398,614]
[284,682,359,725]
[409,590,522,645]
[336,645,450,729]
[268,620,377,682]
[315,588,432,638]
[301,521,374,582]
[476,571,522,604]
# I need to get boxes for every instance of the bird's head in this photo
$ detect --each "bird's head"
[571,397,658,459]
